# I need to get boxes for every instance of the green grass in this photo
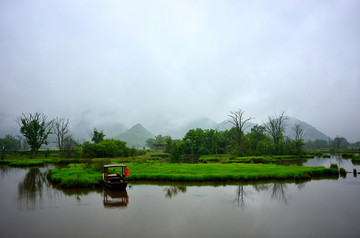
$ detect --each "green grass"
[0,157,86,167]
[48,164,103,188]
[47,161,338,188]
[0,158,55,167]
[126,163,337,181]
[352,155,360,165]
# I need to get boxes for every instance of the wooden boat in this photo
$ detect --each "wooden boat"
[103,164,128,190]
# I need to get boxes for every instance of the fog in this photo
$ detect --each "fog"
[1,0,359,142]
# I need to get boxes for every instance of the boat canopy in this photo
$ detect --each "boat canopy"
[104,164,127,168]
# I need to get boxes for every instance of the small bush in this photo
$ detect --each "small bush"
[339,168,347,177]
[92,158,111,172]
[342,153,355,159]
[330,164,338,170]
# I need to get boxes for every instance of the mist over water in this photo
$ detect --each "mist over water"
[1,0,360,142]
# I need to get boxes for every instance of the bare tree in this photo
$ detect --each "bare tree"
[264,112,287,145]
[16,113,54,158]
[228,109,254,155]
[62,137,78,158]
[292,124,304,141]
[53,118,70,153]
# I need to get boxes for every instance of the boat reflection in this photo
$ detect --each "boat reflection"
[103,188,129,208]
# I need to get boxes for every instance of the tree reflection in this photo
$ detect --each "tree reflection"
[0,166,11,179]
[17,168,48,209]
[233,185,250,209]
[270,184,288,203]
[253,183,290,203]
[163,186,187,199]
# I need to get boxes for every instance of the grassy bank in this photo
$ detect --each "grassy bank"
[199,154,314,163]
[48,164,102,188]
[127,163,337,181]
[48,162,338,188]
[352,155,360,165]
[0,157,85,167]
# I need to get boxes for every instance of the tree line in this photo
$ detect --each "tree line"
[1,110,359,159]
[146,110,360,161]
[0,112,143,159]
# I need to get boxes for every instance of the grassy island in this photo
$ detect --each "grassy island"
[48,162,338,188]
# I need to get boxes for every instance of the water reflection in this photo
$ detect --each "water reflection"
[0,166,11,179]
[233,185,251,209]
[17,167,49,210]
[163,186,187,199]
[103,188,129,208]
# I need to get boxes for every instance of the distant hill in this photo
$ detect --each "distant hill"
[166,117,218,139]
[215,119,256,133]
[159,116,330,142]
[117,123,153,148]
[284,117,329,141]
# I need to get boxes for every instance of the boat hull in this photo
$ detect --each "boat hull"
[104,181,128,190]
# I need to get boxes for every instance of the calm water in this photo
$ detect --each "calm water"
[1,157,360,238]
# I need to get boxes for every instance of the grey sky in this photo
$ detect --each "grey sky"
[1,0,359,142]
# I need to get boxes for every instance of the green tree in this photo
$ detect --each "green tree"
[145,138,156,149]
[264,112,287,154]
[332,136,349,149]
[166,138,185,162]
[246,125,271,155]
[91,128,105,143]
[183,128,206,157]
[305,139,329,150]
[62,137,78,158]
[146,134,170,149]
[16,113,54,158]
[0,134,21,151]
[83,139,129,158]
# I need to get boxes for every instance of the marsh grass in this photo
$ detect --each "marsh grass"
[126,163,338,182]
[48,163,102,188]
[0,157,85,167]
[200,154,314,164]
[47,162,338,188]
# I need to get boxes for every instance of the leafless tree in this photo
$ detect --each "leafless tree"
[292,124,304,141]
[264,112,287,145]
[53,118,70,153]
[228,109,254,154]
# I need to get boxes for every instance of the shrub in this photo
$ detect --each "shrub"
[339,168,347,177]
[342,153,354,159]
[82,139,130,158]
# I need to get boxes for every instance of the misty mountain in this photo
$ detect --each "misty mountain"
[158,116,329,142]
[284,117,329,141]
[215,119,257,133]
[165,117,218,139]
[117,123,153,148]
[1,114,331,150]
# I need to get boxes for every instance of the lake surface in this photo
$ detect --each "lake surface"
[1,157,360,238]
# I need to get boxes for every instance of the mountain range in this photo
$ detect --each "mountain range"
[116,116,329,148]
[0,115,330,148]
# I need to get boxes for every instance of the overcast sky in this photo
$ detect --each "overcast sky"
[1,0,359,142]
